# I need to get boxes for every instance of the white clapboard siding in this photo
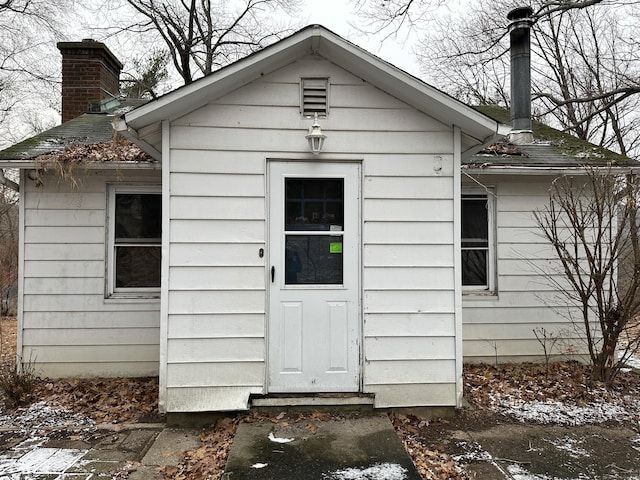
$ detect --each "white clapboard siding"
[25,311,160,329]
[170,243,264,267]
[24,192,107,210]
[365,337,456,361]
[164,55,459,411]
[167,338,264,363]
[167,362,264,388]
[364,244,454,267]
[364,199,454,222]
[23,328,158,345]
[365,360,456,385]
[170,126,455,155]
[25,243,105,261]
[169,150,266,175]
[365,177,454,199]
[168,290,266,315]
[170,219,265,243]
[166,386,264,411]
[27,362,160,378]
[171,197,264,220]
[24,260,104,278]
[23,345,159,363]
[364,267,455,290]
[364,222,453,245]
[464,322,582,340]
[21,170,161,378]
[365,154,455,177]
[167,314,264,339]
[169,266,265,290]
[463,338,586,363]
[176,104,446,133]
[364,290,455,314]
[170,172,265,197]
[365,313,456,337]
[371,383,456,407]
[462,176,583,362]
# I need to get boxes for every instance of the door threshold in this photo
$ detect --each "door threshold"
[251,393,375,408]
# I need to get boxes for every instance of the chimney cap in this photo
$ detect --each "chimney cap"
[57,39,123,70]
[507,6,534,22]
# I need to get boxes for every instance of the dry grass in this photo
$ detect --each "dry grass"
[0,316,17,364]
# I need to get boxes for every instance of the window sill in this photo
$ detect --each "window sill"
[463,290,497,299]
[104,294,161,304]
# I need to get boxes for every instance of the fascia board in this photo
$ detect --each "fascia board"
[124,29,318,130]
[462,165,638,175]
[124,25,501,145]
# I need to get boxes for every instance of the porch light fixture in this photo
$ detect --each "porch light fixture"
[305,113,326,155]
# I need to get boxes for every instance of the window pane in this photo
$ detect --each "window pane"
[115,193,162,240]
[115,246,161,288]
[462,198,488,243]
[285,178,344,231]
[462,249,487,286]
[285,235,343,285]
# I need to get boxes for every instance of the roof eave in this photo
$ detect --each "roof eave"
[462,164,639,175]
[0,159,160,170]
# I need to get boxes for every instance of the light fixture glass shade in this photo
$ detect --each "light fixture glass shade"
[305,113,326,155]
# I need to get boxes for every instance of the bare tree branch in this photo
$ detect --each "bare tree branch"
[535,167,640,384]
[119,0,301,85]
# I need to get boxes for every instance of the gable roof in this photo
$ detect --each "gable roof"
[117,25,508,159]
[465,105,639,174]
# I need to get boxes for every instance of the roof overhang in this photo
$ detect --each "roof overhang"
[118,25,505,157]
[462,164,640,176]
[0,159,160,170]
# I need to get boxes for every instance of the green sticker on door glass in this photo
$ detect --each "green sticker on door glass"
[330,242,342,254]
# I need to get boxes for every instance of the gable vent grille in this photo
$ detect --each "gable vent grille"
[301,77,328,117]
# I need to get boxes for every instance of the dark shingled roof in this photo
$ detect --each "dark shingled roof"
[466,105,639,170]
[0,98,147,163]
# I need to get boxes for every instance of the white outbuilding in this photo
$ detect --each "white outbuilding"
[1,20,633,414]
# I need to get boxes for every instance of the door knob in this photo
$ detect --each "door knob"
[271,266,275,283]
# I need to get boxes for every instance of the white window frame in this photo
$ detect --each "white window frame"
[106,184,161,298]
[461,187,496,293]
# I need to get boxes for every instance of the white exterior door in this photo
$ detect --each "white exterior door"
[268,161,360,393]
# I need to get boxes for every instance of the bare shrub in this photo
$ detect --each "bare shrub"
[0,356,38,408]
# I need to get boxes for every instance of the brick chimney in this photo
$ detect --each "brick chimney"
[57,39,123,123]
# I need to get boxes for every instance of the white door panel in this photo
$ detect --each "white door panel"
[268,161,360,392]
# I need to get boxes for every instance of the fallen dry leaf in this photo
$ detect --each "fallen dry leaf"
[306,422,317,434]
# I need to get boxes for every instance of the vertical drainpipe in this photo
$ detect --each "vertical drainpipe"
[508,6,535,145]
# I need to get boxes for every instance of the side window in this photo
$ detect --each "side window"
[462,190,494,292]
[108,185,161,297]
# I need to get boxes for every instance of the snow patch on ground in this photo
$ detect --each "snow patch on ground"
[267,431,294,443]
[324,462,408,480]
[0,401,95,477]
[622,354,640,371]
[0,401,95,432]
[494,398,636,425]
[506,464,556,479]
[0,447,87,475]
[546,437,590,459]
[451,441,492,463]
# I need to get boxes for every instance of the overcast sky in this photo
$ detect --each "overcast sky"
[301,0,422,77]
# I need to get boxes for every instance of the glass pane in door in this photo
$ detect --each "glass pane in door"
[285,178,344,230]
[285,235,343,284]
[284,178,344,285]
